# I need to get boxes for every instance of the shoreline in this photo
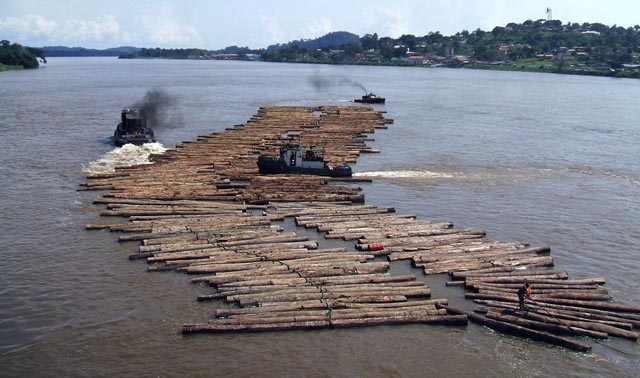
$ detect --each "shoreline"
[0,64,25,72]
[116,56,640,79]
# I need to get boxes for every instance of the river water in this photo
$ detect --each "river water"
[1,58,638,377]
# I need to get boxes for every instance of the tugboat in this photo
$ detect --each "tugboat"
[257,141,353,177]
[113,108,155,146]
[354,92,385,104]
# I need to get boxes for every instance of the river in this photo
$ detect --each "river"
[0,57,638,377]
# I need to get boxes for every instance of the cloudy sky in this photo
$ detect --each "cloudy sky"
[1,0,638,49]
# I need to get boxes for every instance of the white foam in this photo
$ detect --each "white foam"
[82,142,167,174]
[354,170,455,179]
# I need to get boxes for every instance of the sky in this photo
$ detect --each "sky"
[1,0,638,49]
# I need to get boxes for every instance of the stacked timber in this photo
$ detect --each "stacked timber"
[82,105,639,349]
[240,175,365,204]
[285,201,549,278]
[83,106,466,334]
[81,106,392,203]
[126,203,467,332]
[453,269,640,350]
[270,200,640,351]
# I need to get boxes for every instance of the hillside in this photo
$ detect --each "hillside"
[266,31,360,52]
[25,19,640,78]
[260,19,640,78]
[42,46,140,57]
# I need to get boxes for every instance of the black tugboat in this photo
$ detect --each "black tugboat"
[113,108,155,146]
[257,141,352,177]
[354,92,385,104]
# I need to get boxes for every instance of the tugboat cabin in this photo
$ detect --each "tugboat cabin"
[282,143,325,170]
[257,141,352,177]
[113,108,155,146]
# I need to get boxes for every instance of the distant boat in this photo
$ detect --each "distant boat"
[354,92,385,104]
[113,108,155,146]
[257,141,352,177]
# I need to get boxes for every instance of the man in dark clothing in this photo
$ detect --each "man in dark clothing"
[517,282,531,311]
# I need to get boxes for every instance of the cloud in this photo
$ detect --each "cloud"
[365,7,410,38]
[135,2,202,46]
[0,14,125,45]
[259,16,285,44]
[61,16,124,43]
[138,15,202,45]
[0,14,58,40]
[303,17,334,39]
[0,8,202,47]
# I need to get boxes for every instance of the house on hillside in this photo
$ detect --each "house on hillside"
[404,55,427,64]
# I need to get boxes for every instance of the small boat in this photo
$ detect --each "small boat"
[354,92,385,104]
[113,108,155,146]
[257,142,352,177]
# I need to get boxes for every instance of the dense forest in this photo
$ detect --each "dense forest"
[0,40,46,70]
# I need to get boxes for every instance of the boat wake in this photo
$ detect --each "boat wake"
[354,167,537,185]
[355,165,640,189]
[82,142,167,174]
[354,170,455,179]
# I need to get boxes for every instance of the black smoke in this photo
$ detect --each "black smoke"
[310,72,367,94]
[133,89,180,130]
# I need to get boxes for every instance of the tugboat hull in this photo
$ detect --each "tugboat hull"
[113,108,156,146]
[354,93,385,104]
[257,153,353,178]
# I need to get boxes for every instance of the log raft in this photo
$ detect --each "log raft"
[82,106,638,349]
[83,106,463,333]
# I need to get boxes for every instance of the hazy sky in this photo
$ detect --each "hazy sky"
[1,0,638,49]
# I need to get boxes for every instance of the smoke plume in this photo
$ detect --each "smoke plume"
[133,89,181,130]
[310,72,367,94]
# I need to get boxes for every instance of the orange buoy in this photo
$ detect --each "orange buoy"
[368,243,384,251]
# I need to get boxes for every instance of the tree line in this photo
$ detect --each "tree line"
[0,40,46,69]
[114,20,639,71]
[262,20,640,69]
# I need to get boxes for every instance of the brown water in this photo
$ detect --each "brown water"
[1,58,638,377]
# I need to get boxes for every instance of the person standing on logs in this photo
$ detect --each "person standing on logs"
[517,282,531,311]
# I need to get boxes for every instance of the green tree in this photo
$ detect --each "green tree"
[399,34,417,51]
[0,40,46,69]
[361,33,379,50]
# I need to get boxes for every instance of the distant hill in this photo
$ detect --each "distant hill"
[42,46,141,57]
[266,31,360,52]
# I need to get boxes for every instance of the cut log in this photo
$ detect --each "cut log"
[467,312,591,352]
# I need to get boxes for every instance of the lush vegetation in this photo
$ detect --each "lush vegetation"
[0,40,46,69]
[105,19,640,78]
[259,20,640,77]
[120,47,212,59]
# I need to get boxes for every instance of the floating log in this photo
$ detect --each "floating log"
[466,290,612,302]
[484,311,608,339]
[478,301,639,329]
[532,297,640,313]
[516,309,639,340]
[82,105,640,346]
[467,312,591,352]
[476,300,640,325]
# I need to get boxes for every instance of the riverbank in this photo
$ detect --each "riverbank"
[121,55,640,80]
[0,64,24,72]
[466,63,640,79]
[260,58,640,79]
